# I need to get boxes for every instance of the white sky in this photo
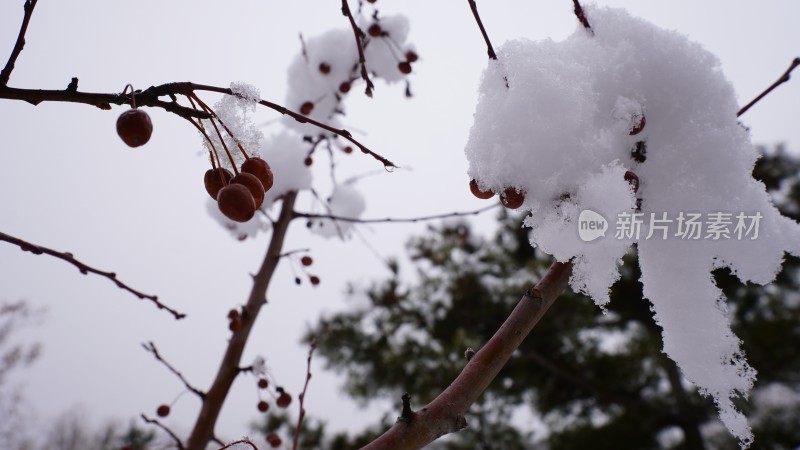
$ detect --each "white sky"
[0,0,798,445]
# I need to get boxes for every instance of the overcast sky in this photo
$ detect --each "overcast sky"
[1,0,798,445]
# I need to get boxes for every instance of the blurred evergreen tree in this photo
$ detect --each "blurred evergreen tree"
[299,145,800,449]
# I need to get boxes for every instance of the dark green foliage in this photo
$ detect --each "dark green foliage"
[305,146,800,449]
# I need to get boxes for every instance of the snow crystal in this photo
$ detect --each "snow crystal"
[202,82,264,170]
[260,131,313,208]
[464,5,800,446]
[310,183,367,239]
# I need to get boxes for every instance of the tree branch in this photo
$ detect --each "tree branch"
[0,0,38,86]
[142,342,206,399]
[572,0,594,33]
[360,260,573,450]
[185,192,298,450]
[292,339,317,450]
[341,0,375,97]
[466,0,498,60]
[737,57,800,117]
[141,414,185,450]
[294,203,499,224]
[0,230,185,320]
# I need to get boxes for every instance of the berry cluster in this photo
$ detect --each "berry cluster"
[205,157,274,223]
[469,180,526,210]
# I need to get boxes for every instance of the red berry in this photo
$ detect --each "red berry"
[276,392,292,408]
[500,187,525,209]
[343,146,353,154]
[367,0,377,3]
[304,157,313,166]
[319,62,331,74]
[241,157,274,192]
[229,318,242,332]
[367,24,382,37]
[258,378,269,389]
[156,404,170,417]
[309,275,320,286]
[300,101,314,115]
[266,433,282,448]
[227,309,240,319]
[257,400,269,412]
[217,184,257,222]
[231,172,265,209]
[116,109,153,147]
[629,114,646,136]
[301,256,313,266]
[339,82,351,93]
[469,179,494,200]
[624,171,640,193]
[405,51,418,62]
[204,168,234,200]
[398,62,412,74]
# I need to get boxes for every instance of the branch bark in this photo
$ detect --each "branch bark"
[360,260,573,450]
[184,192,298,450]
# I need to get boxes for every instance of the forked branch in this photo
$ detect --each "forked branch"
[341,0,375,97]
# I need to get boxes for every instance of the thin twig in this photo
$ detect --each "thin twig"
[0,231,185,320]
[143,342,206,399]
[341,0,375,97]
[218,438,258,450]
[572,0,594,33]
[466,0,498,60]
[292,339,318,450]
[0,0,38,86]
[141,414,186,450]
[361,261,573,450]
[738,57,800,116]
[294,203,499,224]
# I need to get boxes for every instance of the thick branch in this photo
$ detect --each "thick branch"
[185,192,298,450]
[143,342,206,399]
[0,230,185,320]
[361,260,573,450]
[0,0,38,86]
[738,57,800,116]
[341,0,375,97]
[294,203,499,224]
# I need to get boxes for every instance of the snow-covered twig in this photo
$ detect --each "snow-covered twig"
[292,339,317,450]
[0,230,185,320]
[294,203,499,224]
[143,342,206,399]
[738,57,800,116]
[341,0,375,97]
[361,260,573,450]
[0,0,37,86]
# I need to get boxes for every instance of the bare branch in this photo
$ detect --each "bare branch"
[572,0,594,33]
[218,439,258,450]
[143,342,206,399]
[341,0,375,97]
[361,260,573,450]
[295,203,499,224]
[186,192,299,450]
[0,0,38,86]
[0,230,185,320]
[466,0,498,60]
[738,57,800,116]
[292,339,317,450]
[141,414,185,450]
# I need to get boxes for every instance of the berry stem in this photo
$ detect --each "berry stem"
[192,94,253,160]
[191,94,240,175]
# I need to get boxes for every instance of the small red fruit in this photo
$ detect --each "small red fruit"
[241,157,274,192]
[156,404,170,417]
[301,256,313,266]
[367,0,377,3]
[116,109,153,147]
[257,400,269,412]
[469,179,494,200]
[500,187,525,209]
[217,184,257,222]
[309,275,320,286]
[398,62,412,74]
[319,62,331,74]
[276,392,292,408]
[405,51,418,62]
[367,24,382,37]
[629,114,646,136]
[266,433,282,448]
[343,146,353,154]
[204,168,234,200]
[231,172,265,209]
[227,309,240,320]
[624,171,640,193]
[339,81,351,93]
[258,378,269,389]
[300,101,314,115]
[304,156,313,166]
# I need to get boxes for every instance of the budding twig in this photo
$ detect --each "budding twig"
[0,230,185,320]
[738,57,800,117]
[143,342,206,399]
[341,0,375,97]
[0,0,38,86]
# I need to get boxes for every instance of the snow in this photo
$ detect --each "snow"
[309,183,367,239]
[464,5,800,447]
[203,82,264,171]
